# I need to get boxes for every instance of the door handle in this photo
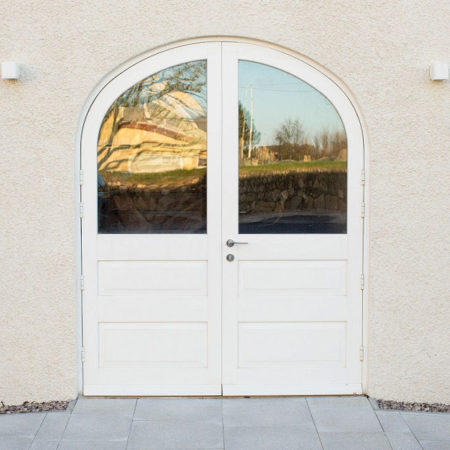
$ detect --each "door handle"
[226,239,248,247]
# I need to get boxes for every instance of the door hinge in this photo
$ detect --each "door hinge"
[361,201,366,218]
[80,202,84,218]
[81,347,86,363]
[79,170,84,186]
[360,273,365,290]
[361,169,366,186]
[80,275,85,291]
[360,345,365,362]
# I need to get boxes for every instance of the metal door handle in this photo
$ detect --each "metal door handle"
[226,239,248,247]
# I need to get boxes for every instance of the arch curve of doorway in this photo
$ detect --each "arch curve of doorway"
[76,38,368,396]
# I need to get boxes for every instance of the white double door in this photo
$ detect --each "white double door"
[81,42,364,396]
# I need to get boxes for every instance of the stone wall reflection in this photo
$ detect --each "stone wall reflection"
[98,174,206,233]
[239,171,347,234]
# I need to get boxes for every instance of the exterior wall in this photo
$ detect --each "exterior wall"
[0,0,449,404]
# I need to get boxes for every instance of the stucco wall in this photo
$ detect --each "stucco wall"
[0,0,449,404]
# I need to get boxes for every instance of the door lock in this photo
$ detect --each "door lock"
[226,239,248,247]
[226,254,235,262]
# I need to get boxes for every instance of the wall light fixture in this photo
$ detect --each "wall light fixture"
[1,62,20,80]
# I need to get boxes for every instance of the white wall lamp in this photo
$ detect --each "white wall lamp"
[429,62,449,81]
[1,61,20,80]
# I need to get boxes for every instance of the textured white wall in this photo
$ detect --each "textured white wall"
[0,0,449,404]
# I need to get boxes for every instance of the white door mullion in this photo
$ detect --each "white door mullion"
[221,43,240,387]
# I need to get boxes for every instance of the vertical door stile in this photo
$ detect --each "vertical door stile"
[221,43,240,388]
[205,42,223,389]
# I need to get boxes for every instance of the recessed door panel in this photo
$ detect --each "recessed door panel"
[98,261,208,296]
[238,322,347,368]
[99,322,208,368]
[239,260,347,296]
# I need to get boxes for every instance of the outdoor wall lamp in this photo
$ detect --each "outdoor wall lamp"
[429,62,449,81]
[1,62,20,80]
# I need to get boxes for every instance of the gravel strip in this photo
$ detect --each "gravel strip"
[0,400,69,414]
[377,399,450,413]
[2,398,449,414]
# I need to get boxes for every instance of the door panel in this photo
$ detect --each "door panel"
[97,260,208,296]
[221,43,363,395]
[82,43,222,395]
[238,260,347,296]
[98,323,208,368]
[238,322,347,368]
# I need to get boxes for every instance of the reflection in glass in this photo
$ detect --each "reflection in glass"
[238,61,347,234]
[97,61,207,233]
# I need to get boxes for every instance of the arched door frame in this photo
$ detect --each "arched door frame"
[75,36,370,395]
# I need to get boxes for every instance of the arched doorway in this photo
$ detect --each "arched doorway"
[80,40,365,395]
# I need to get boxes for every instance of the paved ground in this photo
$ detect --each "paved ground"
[0,396,449,449]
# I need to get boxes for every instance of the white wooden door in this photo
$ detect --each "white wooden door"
[221,43,364,395]
[81,41,364,396]
[82,43,223,395]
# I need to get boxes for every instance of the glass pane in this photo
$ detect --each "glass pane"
[238,61,347,234]
[97,60,207,233]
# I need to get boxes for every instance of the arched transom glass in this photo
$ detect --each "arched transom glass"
[97,60,207,234]
[238,61,347,234]
[96,58,347,235]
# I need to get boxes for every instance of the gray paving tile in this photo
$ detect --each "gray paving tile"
[29,441,59,450]
[0,437,34,450]
[311,407,382,432]
[127,420,223,449]
[420,440,450,449]
[401,412,450,440]
[135,398,221,422]
[33,412,70,441]
[224,426,321,450]
[71,397,136,417]
[62,413,131,441]
[223,397,314,429]
[65,399,78,413]
[376,411,410,432]
[319,432,391,450]
[58,441,127,450]
[308,396,371,409]
[386,432,422,450]
[368,397,380,410]
[0,412,46,437]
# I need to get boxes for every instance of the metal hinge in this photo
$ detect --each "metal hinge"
[81,347,86,363]
[361,169,366,186]
[80,275,85,291]
[361,201,366,218]
[360,274,365,290]
[80,202,84,218]
[79,170,84,186]
[360,345,365,362]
